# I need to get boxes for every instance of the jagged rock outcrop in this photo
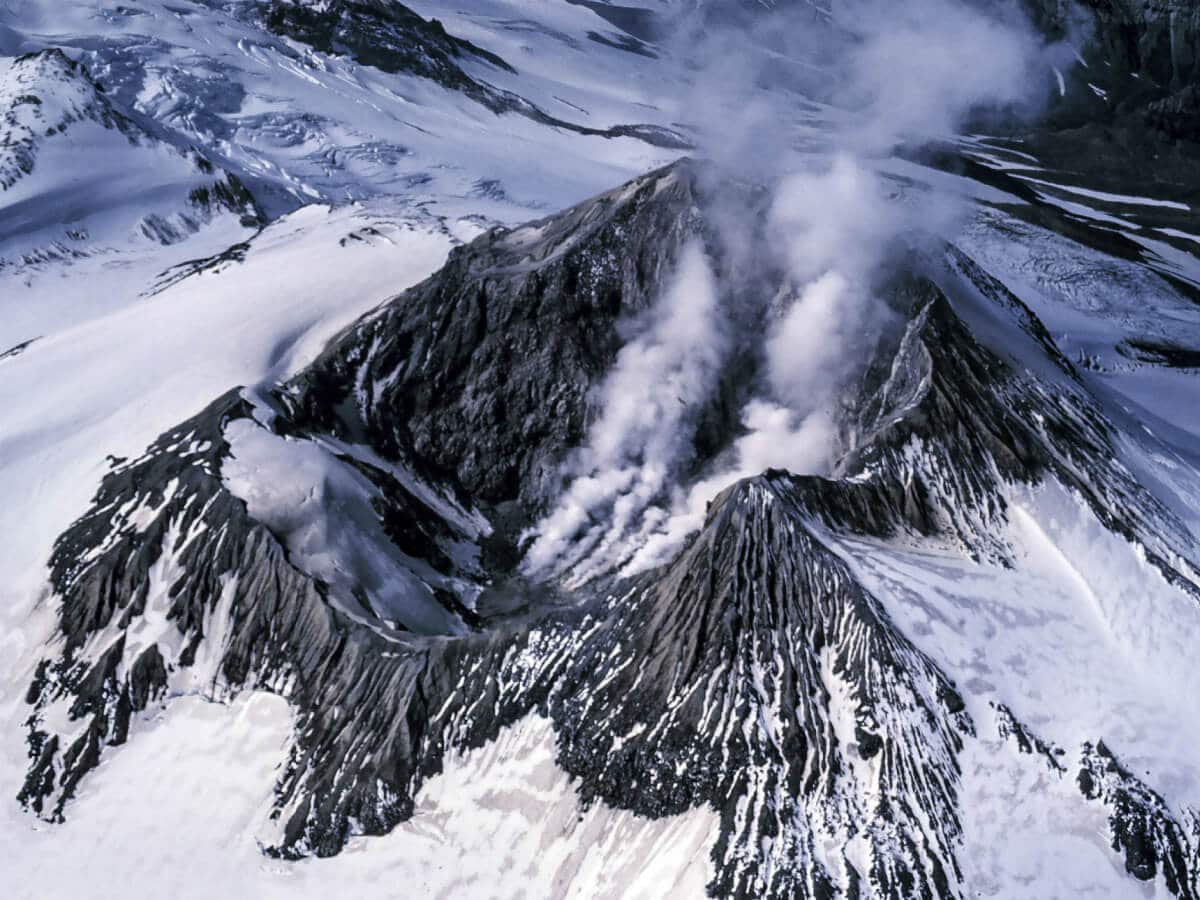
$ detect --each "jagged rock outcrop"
[988,704,1200,898]
[993,703,1066,773]
[547,471,974,899]
[18,386,975,897]
[286,162,712,512]
[1146,83,1200,140]
[1078,740,1200,897]
[263,0,516,88]
[17,160,728,839]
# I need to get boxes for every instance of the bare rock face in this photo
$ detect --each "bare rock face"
[1024,0,1200,136]
[263,0,515,89]
[286,162,710,511]
[17,160,1200,897]
[546,469,974,899]
[1087,0,1200,90]
[1146,83,1200,140]
[16,159,728,845]
[1025,0,1200,88]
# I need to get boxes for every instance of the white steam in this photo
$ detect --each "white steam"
[620,156,897,575]
[831,0,1043,153]
[522,240,725,581]
[527,0,1062,580]
[621,399,839,575]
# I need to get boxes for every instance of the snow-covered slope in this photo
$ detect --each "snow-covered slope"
[1,0,685,216]
[0,48,260,345]
[0,0,693,348]
[0,200,459,895]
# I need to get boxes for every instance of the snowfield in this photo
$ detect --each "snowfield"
[2,696,717,899]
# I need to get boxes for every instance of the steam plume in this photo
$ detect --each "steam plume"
[528,0,1063,580]
[522,241,725,581]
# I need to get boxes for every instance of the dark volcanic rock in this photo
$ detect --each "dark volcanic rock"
[286,162,712,511]
[1118,336,1200,368]
[1025,0,1200,139]
[1146,83,1200,140]
[263,0,515,88]
[546,470,974,899]
[993,703,1066,774]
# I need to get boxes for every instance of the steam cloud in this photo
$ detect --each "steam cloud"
[522,241,726,583]
[527,0,1063,580]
